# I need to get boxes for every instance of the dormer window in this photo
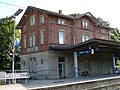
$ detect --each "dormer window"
[30,15,35,26]
[40,14,44,24]
[58,19,66,24]
[82,20,89,29]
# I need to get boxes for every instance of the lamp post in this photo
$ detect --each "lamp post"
[9,9,23,83]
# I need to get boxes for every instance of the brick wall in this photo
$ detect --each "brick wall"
[20,8,111,54]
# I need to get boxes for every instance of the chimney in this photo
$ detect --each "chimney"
[59,10,62,14]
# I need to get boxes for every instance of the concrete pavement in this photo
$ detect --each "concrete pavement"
[0,74,120,90]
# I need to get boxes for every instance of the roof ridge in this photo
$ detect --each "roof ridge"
[28,6,73,18]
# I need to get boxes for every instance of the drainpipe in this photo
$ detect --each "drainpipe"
[112,54,115,73]
[73,17,76,45]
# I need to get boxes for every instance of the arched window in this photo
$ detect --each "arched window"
[29,58,33,72]
[33,57,37,72]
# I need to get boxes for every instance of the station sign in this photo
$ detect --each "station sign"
[77,49,94,55]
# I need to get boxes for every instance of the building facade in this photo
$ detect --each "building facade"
[17,6,120,79]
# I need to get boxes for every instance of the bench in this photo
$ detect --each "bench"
[0,72,6,83]
[0,71,30,84]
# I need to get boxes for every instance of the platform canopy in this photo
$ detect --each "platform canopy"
[50,38,120,54]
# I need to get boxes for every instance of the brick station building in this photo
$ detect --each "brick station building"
[17,6,120,79]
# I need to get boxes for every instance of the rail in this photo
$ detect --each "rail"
[33,69,57,79]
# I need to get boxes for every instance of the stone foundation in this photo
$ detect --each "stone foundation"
[21,51,113,80]
[21,50,73,79]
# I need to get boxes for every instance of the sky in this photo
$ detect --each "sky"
[0,0,120,29]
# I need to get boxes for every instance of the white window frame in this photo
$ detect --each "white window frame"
[59,30,65,44]
[101,36,106,40]
[30,15,35,26]
[82,20,89,29]
[58,18,66,24]
[82,34,85,42]
[101,29,106,33]
[81,34,89,42]
[40,29,44,44]
[29,58,33,72]
[29,35,32,47]
[23,36,26,48]
[33,57,37,72]
[29,33,36,47]
[32,35,35,46]
[40,14,44,24]
[24,26,26,31]
[85,35,89,41]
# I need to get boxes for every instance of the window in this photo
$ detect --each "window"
[86,35,89,41]
[32,35,35,46]
[29,57,37,73]
[82,34,89,42]
[41,59,43,64]
[83,20,89,29]
[82,34,85,42]
[58,19,66,24]
[24,26,26,31]
[23,36,26,48]
[29,35,33,47]
[40,15,44,24]
[29,58,33,72]
[40,29,44,44]
[101,36,106,40]
[30,15,35,26]
[29,34,36,47]
[33,57,36,72]
[59,31,65,44]
[101,29,106,33]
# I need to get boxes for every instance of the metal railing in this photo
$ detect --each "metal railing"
[4,70,29,73]
[31,69,58,80]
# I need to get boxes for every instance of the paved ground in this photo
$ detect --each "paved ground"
[0,74,120,90]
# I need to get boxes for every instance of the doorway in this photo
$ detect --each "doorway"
[58,57,65,79]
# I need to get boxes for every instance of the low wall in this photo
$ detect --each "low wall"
[0,80,5,85]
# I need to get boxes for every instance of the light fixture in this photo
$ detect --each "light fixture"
[10,8,23,84]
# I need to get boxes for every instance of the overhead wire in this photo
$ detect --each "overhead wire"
[0,1,25,9]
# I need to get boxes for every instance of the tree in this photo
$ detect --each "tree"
[97,17,110,27]
[15,30,21,40]
[96,17,120,42]
[0,17,14,70]
[0,17,21,70]
[69,13,81,17]
[111,28,120,42]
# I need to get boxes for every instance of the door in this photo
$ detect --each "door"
[58,57,65,79]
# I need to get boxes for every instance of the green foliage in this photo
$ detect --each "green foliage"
[0,17,14,70]
[0,17,21,70]
[15,30,21,40]
[96,17,120,42]
[111,28,120,42]
[69,13,81,17]
[97,17,110,26]
[116,60,120,69]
